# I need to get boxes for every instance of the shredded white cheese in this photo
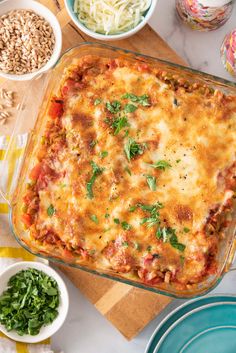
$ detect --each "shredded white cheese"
[73,0,152,35]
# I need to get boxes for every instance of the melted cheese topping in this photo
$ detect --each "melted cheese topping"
[18,56,236,293]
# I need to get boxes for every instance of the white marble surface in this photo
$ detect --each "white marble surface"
[149,0,236,81]
[52,2,236,352]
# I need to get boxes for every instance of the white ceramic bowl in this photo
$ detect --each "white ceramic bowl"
[0,0,62,81]
[0,261,69,343]
[65,0,158,41]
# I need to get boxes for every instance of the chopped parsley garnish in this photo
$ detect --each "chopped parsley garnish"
[121,221,132,230]
[180,255,185,265]
[139,202,163,228]
[146,175,157,191]
[114,218,120,224]
[94,98,102,106]
[47,204,55,217]
[100,151,108,159]
[146,160,172,170]
[124,137,144,162]
[173,98,178,106]
[121,93,150,107]
[106,100,121,114]
[129,205,137,212]
[156,227,186,252]
[86,161,104,199]
[90,140,97,148]
[183,227,190,233]
[134,242,140,250]
[124,104,137,113]
[124,166,132,175]
[90,214,99,224]
[105,213,110,218]
[122,241,129,248]
[112,116,129,135]
[146,245,152,252]
[0,268,59,336]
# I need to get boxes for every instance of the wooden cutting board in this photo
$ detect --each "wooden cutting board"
[0,0,186,340]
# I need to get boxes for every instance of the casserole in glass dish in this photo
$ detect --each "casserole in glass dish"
[1,43,236,298]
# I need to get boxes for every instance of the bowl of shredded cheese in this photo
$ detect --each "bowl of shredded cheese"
[65,0,157,40]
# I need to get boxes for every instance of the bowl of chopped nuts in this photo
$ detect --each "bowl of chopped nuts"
[0,0,62,81]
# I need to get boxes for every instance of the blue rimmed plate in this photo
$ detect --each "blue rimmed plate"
[145,295,236,353]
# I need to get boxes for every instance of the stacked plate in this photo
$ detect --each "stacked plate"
[145,295,236,353]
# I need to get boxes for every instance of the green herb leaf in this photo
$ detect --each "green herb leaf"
[138,202,163,228]
[105,213,110,218]
[121,93,150,106]
[156,227,186,252]
[122,241,129,248]
[0,269,59,336]
[86,161,104,199]
[146,160,172,170]
[106,100,121,114]
[124,166,132,175]
[124,104,137,113]
[114,218,120,224]
[121,221,132,230]
[183,227,190,233]
[94,98,102,106]
[90,214,99,224]
[146,245,152,252]
[90,140,97,148]
[129,205,137,212]
[112,116,129,135]
[134,242,140,250]
[180,255,185,265]
[47,204,55,217]
[146,175,157,191]
[100,151,108,159]
[124,137,144,162]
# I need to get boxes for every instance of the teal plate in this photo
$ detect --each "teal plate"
[145,295,236,353]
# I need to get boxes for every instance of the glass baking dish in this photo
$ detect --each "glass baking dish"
[1,43,236,299]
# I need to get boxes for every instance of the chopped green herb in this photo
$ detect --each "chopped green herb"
[180,255,185,265]
[90,214,99,224]
[124,104,137,113]
[86,161,104,199]
[124,137,144,162]
[156,227,185,252]
[0,268,59,336]
[47,204,55,217]
[146,160,171,171]
[90,140,97,148]
[139,202,163,228]
[134,242,140,250]
[105,213,110,219]
[114,218,120,224]
[112,116,129,135]
[129,205,137,212]
[121,221,132,231]
[173,98,178,106]
[146,245,152,252]
[146,175,157,191]
[106,100,121,114]
[100,151,108,159]
[183,227,190,233]
[94,98,102,106]
[122,93,150,107]
[122,241,129,248]
[124,166,132,175]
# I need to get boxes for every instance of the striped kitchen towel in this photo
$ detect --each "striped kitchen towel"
[0,134,53,353]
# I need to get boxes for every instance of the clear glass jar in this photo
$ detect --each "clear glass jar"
[176,0,233,31]
[221,29,236,77]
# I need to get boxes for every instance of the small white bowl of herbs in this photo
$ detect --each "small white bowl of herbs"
[0,261,69,343]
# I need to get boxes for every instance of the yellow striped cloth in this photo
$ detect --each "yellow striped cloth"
[0,134,53,353]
